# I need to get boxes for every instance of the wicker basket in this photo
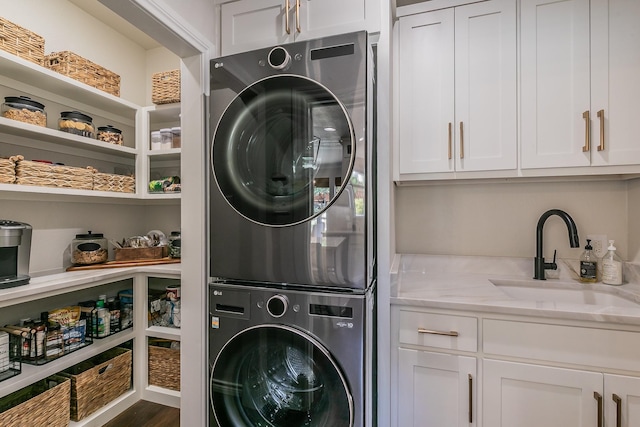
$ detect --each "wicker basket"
[0,17,45,66]
[93,172,135,193]
[148,340,180,391]
[45,51,120,97]
[62,347,132,422]
[0,375,70,427]
[15,159,94,190]
[0,157,17,184]
[152,70,180,104]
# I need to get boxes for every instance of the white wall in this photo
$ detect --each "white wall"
[3,0,154,105]
[395,179,633,262]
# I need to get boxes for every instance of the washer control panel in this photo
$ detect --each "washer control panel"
[266,294,289,317]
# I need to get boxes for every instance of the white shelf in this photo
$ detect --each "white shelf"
[0,330,135,398]
[148,148,181,161]
[146,325,181,340]
[0,50,139,117]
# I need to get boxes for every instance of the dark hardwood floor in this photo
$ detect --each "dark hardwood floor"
[102,400,180,427]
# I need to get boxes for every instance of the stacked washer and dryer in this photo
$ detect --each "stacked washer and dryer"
[207,31,376,427]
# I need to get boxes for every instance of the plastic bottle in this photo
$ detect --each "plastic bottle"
[579,239,598,283]
[602,240,623,285]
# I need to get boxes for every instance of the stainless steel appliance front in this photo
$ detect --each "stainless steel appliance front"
[208,282,372,427]
[209,32,374,291]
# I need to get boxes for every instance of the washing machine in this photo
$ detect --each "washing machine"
[208,31,375,292]
[208,282,374,427]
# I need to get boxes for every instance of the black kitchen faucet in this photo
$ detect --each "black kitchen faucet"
[534,209,580,280]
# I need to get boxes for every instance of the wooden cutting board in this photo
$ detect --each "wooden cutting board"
[66,257,180,271]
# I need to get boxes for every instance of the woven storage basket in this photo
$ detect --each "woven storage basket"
[0,17,45,66]
[0,375,70,427]
[93,172,135,193]
[62,347,132,422]
[148,340,180,390]
[15,159,94,190]
[45,51,120,97]
[0,157,17,184]
[152,69,180,104]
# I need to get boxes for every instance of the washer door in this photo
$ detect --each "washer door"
[210,325,353,427]
[211,75,355,227]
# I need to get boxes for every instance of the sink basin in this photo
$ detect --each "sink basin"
[490,279,640,308]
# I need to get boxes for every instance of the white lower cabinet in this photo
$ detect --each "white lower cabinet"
[604,374,640,427]
[398,349,476,426]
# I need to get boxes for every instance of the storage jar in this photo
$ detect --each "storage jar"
[2,96,47,127]
[71,231,108,265]
[160,128,172,150]
[169,231,181,258]
[58,111,95,138]
[171,126,181,148]
[97,125,123,145]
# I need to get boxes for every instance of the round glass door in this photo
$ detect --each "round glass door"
[211,75,355,227]
[210,325,353,427]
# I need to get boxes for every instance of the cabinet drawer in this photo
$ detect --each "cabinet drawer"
[484,319,640,372]
[397,309,477,352]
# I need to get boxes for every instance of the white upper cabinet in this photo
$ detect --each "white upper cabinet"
[397,0,516,178]
[219,0,380,56]
[521,0,640,169]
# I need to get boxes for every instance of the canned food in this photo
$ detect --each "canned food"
[97,125,123,145]
[2,96,47,127]
[59,111,95,138]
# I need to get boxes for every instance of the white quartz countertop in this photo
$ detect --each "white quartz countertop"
[391,254,640,326]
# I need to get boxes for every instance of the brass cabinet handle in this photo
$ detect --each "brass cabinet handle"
[448,122,452,160]
[613,394,622,427]
[296,0,301,33]
[459,122,464,159]
[583,110,591,152]
[597,109,605,151]
[468,374,473,423]
[417,328,459,337]
[285,0,291,34]
[594,392,603,427]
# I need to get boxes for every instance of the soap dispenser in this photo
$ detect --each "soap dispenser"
[602,240,623,285]
[579,239,597,283]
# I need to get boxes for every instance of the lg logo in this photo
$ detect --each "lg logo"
[213,290,223,296]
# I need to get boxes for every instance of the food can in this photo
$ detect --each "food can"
[166,285,181,302]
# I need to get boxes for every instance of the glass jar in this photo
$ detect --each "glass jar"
[71,231,108,265]
[169,231,181,258]
[97,125,123,145]
[171,126,181,148]
[2,96,47,127]
[160,128,173,150]
[58,111,95,138]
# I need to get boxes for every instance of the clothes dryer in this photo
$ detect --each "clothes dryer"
[208,282,374,427]
[209,32,374,292]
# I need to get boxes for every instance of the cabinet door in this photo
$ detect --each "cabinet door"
[454,0,516,172]
[520,0,591,169]
[484,359,602,427]
[398,348,476,427]
[604,374,640,427]
[297,0,373,42]
[220,0,292,56]
[398,9,455,175]
[590,0,640,166]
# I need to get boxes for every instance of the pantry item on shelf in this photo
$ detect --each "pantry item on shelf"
[44,50,120,97]
[152,69,181,104]
[146,230,168,247]
[96,125,123,145]
[171,126,181,148]
[148,176,180,193]
[168,231,181,259]
[160,128,172,149]
[58,111,95,138]
[151,130,162,150]
[0,375,71,426]
[71,231,108,265]
[2,96,47,127]
[0,17,45,66]
[113,234,167,261]
[92,171,135,194]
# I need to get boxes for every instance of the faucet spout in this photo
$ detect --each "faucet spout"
[534,209,580,280]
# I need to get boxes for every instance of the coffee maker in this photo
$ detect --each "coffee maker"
[0,220,32,289]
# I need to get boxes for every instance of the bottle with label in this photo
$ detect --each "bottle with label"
[602,240,623,285]
[580,239,598,283]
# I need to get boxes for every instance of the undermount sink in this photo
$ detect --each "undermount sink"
[490,278,640,308]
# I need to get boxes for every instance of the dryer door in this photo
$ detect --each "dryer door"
[211,75,355,227]
[210,324,353,427]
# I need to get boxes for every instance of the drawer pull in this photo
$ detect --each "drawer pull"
[583,110,591,152]
[597,109,605,151]
[594,391,603,427]
[417,328,459,337]
[613,394,621,427]
[468,374,473,423]
[285,0,291,34]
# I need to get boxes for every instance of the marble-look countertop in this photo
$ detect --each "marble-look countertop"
[391,254,640,326]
